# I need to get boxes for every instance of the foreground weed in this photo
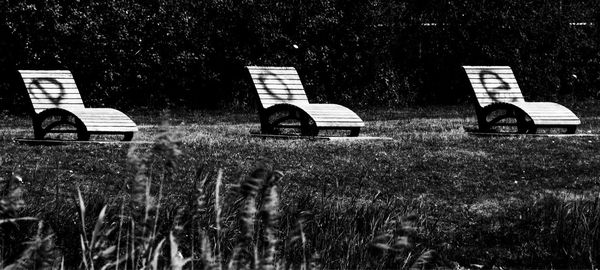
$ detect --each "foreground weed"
[370,215,437,269]
[74,130,301,269]
[76,131,188,270]
[3,130,438,269]
[1,168,56,269]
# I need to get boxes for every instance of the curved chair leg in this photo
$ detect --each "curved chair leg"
[478,106,508,132]
[34,109,89,140]
[480,104,537,134]
[566,126,577,134]
[261,105,318,136]
[122,132,134,141]
[299,113,318,136]
[300,125,318,136]
[33,117,45,140]
[260,109,295,134]
[77,132,91,141]
[476,108,491,132]
[515,110,536,134]
[259,112,275,134]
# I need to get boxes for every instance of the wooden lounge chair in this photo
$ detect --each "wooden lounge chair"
[246,66,364,136]
[18,70,138,141]
[462,66,580,134]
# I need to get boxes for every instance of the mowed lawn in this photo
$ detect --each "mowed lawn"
[1,102,599,268]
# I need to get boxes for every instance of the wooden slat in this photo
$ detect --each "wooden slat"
[32,105,87,111]
[306,110,362,114]
[251,72,302,78]
[30,96,84,101]
[31,99,85,105]
[464,66,512,70]
[20,74,75,79]
[254,84,305,90]
[252,79,303,85]
[534,121,580,124]
[472,88,521,93]
[247,66,295,69]
[522,112,576,115]
[75,115,133,119]
[19,70,73,74]
[475,96,524,100]
[466,72,517,78]
[533,120,580,124]
[258,96,309,101]
[260,100,309,104]
[465,70,515,75]
[309,115,363,119]
[310,115,360,119]
[19,70,73,73]
[470,77,519,82]
[251,74,303,80]
[24,84,79,90]
[261,102,309,107]
[19,73,74,78]
[79,121,137,125]
[76,117,136,120]
[311,122,364,127]
[256,90,307,95]
[302,106,355,110]
[470,81,519,87]
[82,122,137,126]
[33,104,84,109]
[85,123,138,127]
[530,116,579,119]
[477,99,525,104]
[247,66,296,71]
[525,112,581,116]
[23,78,76,84]
[516,107,575,112]
[86,127,138,132]
[261,101,309,105]
[248,70,299,76]
[74,115,133,119]
[29,93,83,100]
[473,91,523,96]
[312,119,364,122]
[257,94,309,98]
[25,86,78,93]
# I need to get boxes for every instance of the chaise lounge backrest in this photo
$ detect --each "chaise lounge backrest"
[19,70,85,113]
[463,66,525,107]
[246,66,309,109]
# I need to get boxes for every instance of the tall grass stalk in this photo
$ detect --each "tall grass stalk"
[214,169,223,270]
[4,129,449,269]
[1,171,54,269]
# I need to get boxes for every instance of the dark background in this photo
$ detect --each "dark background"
[1,0,598,112]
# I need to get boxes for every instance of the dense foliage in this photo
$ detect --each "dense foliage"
[0,0,598,111]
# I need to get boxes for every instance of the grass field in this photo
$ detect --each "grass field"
[1,102,600,269]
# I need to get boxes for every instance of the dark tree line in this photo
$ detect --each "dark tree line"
[1,0,598,112]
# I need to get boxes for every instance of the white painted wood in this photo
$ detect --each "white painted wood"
[18,70,138,135]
